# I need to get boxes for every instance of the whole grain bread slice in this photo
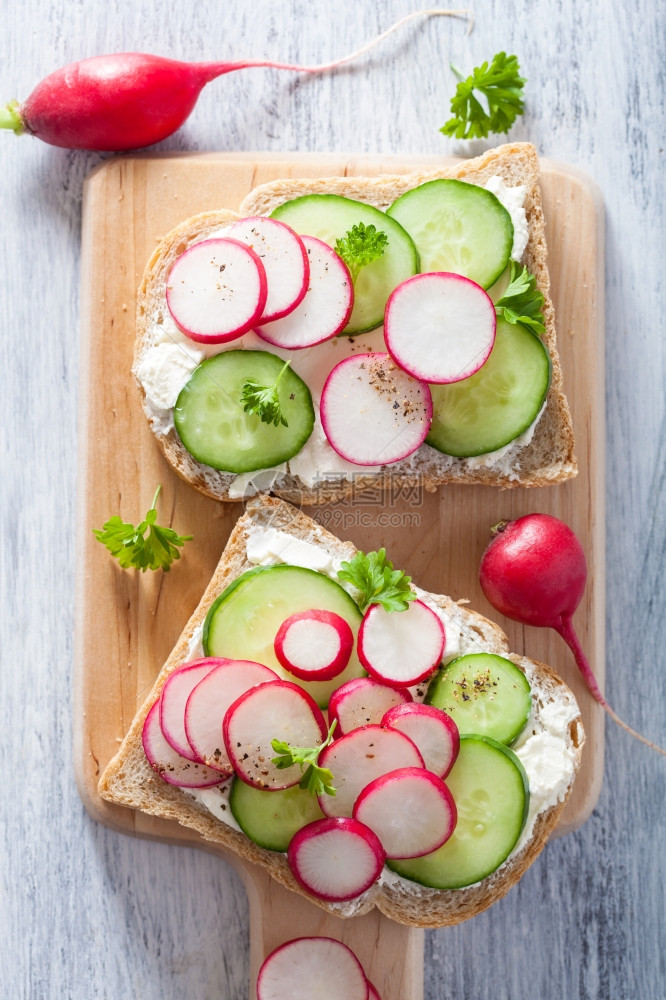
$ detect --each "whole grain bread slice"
[98,495,585,928]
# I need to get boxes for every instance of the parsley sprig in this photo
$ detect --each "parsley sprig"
[240,360,291,427]
[335,222,389,284]
[271,720,338,797]
[441,52,526,140]
[337,548,416,614]
[93,485,192,572]
[494,261,546,335]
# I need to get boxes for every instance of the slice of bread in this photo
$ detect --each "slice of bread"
[134,143,577,505]
[98,495,585,928]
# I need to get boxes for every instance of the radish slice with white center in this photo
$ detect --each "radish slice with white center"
[320,352,432,466]
[255,235,353,349]
[382,702,460,779]
[160,658,222,761]
[224,680,327,789]
[318,724,424,818]
[142,699,226,788]
[384,271,497,383]
[358,599,445,688]
[225,217,310,322]
[257,937,369,1000]
[353,766,457,859]
[274,609,354,681]
[328,677,412,737]
[166,237,267,344]
[287,817,385,902]
[184,659,279,773]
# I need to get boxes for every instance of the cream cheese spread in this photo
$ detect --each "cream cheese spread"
[484,175,529,260]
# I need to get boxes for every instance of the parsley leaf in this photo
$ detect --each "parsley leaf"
[271,720,338,797]
[337,548,416,614]
[93,485,192,572]
[494,261,546,335]
[441,52,526,140]
[240,360,291,427]
[335,222,389,284]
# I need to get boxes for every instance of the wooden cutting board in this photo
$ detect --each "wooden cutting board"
[73,151,605,1000]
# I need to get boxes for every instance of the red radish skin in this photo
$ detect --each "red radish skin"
[256,936,370,1000]
[159,657,222,761]
[381,702,460,778]
[0,12,470,151]
[142,699,226,788]
[274,609,354,681]
[328,677,413,737]
[480,514,666,756]
[367,983,382,1000]
[225,218,310,323]
[287,816,385,902]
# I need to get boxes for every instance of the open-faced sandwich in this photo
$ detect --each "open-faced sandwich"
[133,142,576,504]
[98,495,585,928]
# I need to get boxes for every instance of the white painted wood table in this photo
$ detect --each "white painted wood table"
[1,2,664,998]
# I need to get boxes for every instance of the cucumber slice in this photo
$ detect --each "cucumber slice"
[229,777,325,851]
[386,179,513,289]
[173,350,314,473]
[425,653,531,745]
[426,319,551,458]
[387,734,529,890]
[203,565,365,708]
[270,194,418,334]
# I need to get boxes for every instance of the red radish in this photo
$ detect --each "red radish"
[224,680,328,788]
[184,659,279,772]
[328,677,412,737]
[358,599,445,688]
[381,702,460,778]
[224,218,310,323]
[353,766,456,859]
[274,609,354,681]
[479,514,666,756]
[256,936,370,1000]
[384,272,496,383]
[1,12,467,151]
[318,724,424,818]
[159,658,221,760]
[287,816,385,902]
[142,699,226,788]
[320,353,432,466]
[256,236,353,349]
[166,238,267,344]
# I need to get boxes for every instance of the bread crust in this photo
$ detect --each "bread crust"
[134,143,577,504]
[98,495,585,928]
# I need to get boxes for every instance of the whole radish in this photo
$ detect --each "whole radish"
[0,10,470,150]
[479,513,665,756]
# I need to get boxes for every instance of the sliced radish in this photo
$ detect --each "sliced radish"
[184,659,279,774]
[159,658,222,761]
[142,699,226,788]
[320,353,432,466]
[358,599,445,688]
[384,272,496,384]
[367,983,381,1000]
[287,817,385,902]
[257,937,369,1000]
[225,217,310,322]
[224,680,327,789]
[274,609,354,682]
[318,724,424,818]
[166,237,267,344]
[381,702,460,779]
[255,235,353,349]
[353,766,456,859]
[328,677,412,737]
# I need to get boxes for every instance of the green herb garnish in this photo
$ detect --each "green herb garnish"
[337,548,416,614]
[271,720,338,797]
[240,359,291,427]
[494,261,546,335]
[335,222,389,284]
[441,52,526,140]
[93,485,192,572]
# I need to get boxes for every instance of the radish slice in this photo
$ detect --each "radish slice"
[320,352,432,466]
[142,699,226,788]
[381,702,460,779]
[257,937,369,1000]
[367,983,381,1000]
[353,766,457,859]
[166,237,267,344]
[159,658,222,761]
[318,724,424,818]
[287,817,385,902]
[225,217,310,322]
[328,677,412,737]
[384,272,497,383]
[274,609,354,681]
[358,600,445,688]
[184,659,279,773]
[255,235,353,349]
[224,680,327,789]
